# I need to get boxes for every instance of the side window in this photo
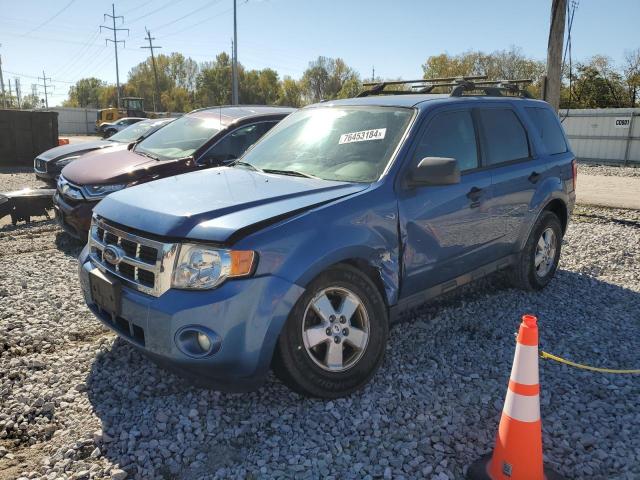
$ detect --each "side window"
[477,109,530,165]
[201,122,276,164]
[525,107,567,155]
[414,110,478,172]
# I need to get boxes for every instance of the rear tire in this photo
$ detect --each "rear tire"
[510,211,563,291]
[273,265,388,398]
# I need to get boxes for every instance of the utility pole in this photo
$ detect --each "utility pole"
[141,27,162,112]
[7,79,12,108]
[0,45,6,109]
[101,4,128,109]
[542,0,566,111]
[371,66,375,82]
[38,70,52,109]
[15,77,21,109]
[231,0,239,105]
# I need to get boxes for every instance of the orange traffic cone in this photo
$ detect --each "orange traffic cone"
[467,314,565,480]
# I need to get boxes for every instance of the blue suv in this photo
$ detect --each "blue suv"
[78,80,576,398]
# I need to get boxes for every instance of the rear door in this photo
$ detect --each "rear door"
[476,105,539,254]
[397,107,495,297]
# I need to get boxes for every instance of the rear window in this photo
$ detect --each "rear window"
[478,109,530,165]
[526,107,567,155]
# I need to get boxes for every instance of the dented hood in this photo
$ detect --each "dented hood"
[94,167,369,243]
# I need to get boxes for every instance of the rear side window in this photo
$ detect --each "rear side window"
[526,107,567,155]
[478,109,530,165]
[414,110,478,172]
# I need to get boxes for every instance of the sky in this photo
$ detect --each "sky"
[0,0,638,106]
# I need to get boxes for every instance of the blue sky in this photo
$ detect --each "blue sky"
[0,0,638,106]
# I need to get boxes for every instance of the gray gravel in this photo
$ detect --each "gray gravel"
[0,168,51,192]
[578,163,640,178]
[1,203,639,480]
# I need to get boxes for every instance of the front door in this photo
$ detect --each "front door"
[397,108,496,298]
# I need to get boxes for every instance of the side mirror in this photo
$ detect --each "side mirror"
[408,157,461,187]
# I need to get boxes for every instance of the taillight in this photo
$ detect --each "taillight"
[571,159,577,191]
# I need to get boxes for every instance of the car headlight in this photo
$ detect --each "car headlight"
[172,244,256,290]
[82,183,127,199]
[54,155,80,168]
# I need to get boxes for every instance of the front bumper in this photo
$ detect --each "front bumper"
[53,192,97,240]
[78,248,304,390]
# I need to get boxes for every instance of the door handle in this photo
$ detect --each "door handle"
[528,171,541,183]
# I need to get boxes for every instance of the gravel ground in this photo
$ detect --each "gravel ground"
[0,169,51,192]
[1,202,639,479]
[578,163,640,177]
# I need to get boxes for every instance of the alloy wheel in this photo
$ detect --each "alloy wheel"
[301,287,370,372]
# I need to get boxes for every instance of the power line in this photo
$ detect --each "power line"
[152,0,219,31]
[141,28,162,112]
[128,0,187,25]
[158,2,241,38]
[19,0,76,37]
[101,3,129,108]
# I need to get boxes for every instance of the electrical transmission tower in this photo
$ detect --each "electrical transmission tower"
[101,3,128,109]
[141,28,162,112]
[38,71,52,108]
[15,77,21,108]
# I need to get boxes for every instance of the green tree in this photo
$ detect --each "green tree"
[300,56,359,102]
[565,56,629,108]
[196,52,233,106]
[63,77,108,108]
[277,76,303,107]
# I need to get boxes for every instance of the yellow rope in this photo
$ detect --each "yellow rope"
[540,351,640,374]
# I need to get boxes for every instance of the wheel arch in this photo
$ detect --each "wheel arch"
[543,198,568,234]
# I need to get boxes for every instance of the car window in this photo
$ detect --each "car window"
[200,122,277,165]
[414,110,478,172]
[135,113,223,161]
[109,120,171,143]
[238,106,414,183]
[478,109,530,165]
[525,107,567,155]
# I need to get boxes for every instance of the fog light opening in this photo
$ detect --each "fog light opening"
[175,326,221,358]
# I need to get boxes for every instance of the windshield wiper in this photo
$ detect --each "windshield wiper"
[263,169,321,179]
[134,150,159,160]
[231,161,263,172]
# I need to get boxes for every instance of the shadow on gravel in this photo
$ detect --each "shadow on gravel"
[54,230,85,258]
[84,269,640,479]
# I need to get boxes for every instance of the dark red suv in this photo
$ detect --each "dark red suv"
[54,106,293,239]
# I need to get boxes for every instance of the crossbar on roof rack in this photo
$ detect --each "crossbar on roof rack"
[357,75,489,97]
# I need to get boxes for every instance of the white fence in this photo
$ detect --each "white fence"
[561,108,640,167]
[50,107,99,135]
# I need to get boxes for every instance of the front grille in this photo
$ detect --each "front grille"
[88,217,178,297]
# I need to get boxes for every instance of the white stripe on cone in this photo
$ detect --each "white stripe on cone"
[503,389,541,422]
[510,344,539,385]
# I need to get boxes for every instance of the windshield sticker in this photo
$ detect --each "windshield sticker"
[339,128,387,145]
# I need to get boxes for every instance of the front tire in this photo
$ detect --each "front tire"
[273,265,388,398]
[510,211,563,291]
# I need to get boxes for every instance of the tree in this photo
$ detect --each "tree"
[623,48,640,107]
[63,77,108,108]
[565,56,628,108]
[196,52,233,106]
[300,56,359,102]
[277,76,303,107]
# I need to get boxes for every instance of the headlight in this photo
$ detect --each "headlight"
[172,244,256,290]
[55,155,80,168]
[82,183,127,199]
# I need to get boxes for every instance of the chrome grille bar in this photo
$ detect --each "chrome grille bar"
[88,217,178,297]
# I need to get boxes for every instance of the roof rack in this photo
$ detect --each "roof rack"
[357,76,533,98]
[358,76,488,97]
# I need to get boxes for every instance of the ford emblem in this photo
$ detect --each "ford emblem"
[103,245,125,265]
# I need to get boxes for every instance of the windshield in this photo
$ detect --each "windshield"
[238,106,414,182]
[135,113,222,160]
[109,120,170,143]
